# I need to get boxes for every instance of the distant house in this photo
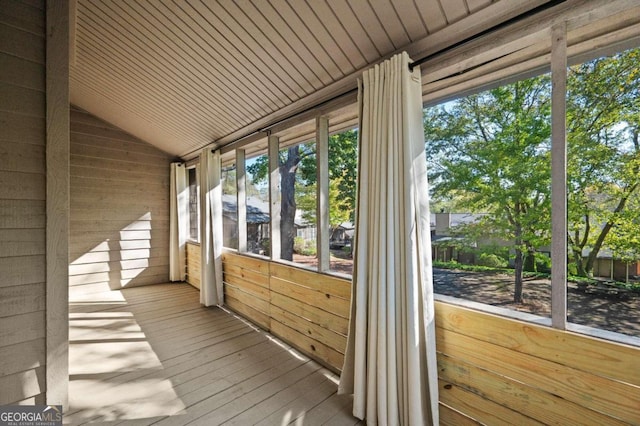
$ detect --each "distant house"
[430,212,485,263]
[222,195,318,253]
[583,248,640,282]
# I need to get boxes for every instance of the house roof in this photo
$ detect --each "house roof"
[69,1,640,160]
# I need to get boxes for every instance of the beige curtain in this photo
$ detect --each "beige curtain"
[169,162,187,281]
[339,52,439,425]
[199,148,224,306]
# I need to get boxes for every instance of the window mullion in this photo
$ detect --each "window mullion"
[550,21,568,330]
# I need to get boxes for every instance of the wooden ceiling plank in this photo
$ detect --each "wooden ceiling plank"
[306,0,367,70]
[347,0,395,54]
[123,1,263,125]
[71,81,202,156]
[325,0,381,64]
[135,1,267,121]
[466,0,494,13]
[71,78,202,150]
[73,18,231,139]
[267,0,343,82]
[157,0,287,111]
[229,0,324,92]
[439,0,470,25]
[368,0,411,48]
[388,0,429,42]
[254,1,334,86]
[70,67,211,145]
[415,0,448,33]
[81,2,238,131]
[282,0,356,76]
[188,0,305,101]
[174,0,291,108]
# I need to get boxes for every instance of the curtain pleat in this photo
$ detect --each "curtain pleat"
[339,52,439,425]
[199,149,224,306]
[169,163,187,282]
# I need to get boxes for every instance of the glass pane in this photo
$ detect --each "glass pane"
[188,167,199,241]
[280,141,317,268]
[328,128,357,276]
[566,46,640,337]
[221,164,238,249]
[245,152,270,255]
[425,73,552,316]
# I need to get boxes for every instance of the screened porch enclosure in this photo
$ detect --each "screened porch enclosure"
[2,0,640,424]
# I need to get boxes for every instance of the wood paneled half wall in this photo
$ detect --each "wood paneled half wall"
[220,251,640,425]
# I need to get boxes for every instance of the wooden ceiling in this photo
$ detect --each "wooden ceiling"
[71,0,564,158]
[70,0,640,161]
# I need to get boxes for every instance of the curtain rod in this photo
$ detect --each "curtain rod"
[408,0,567,71]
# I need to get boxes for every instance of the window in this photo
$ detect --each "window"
[221,162,238,249]
[566,46,640,337]
[327,128,358,276]
[245,151,270,256]
[187,166,199,242]
[425,73,552,317]
[279,138,317,268]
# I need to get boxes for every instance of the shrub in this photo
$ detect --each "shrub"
[477,253,508,268]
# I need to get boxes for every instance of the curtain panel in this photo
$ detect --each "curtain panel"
[169,162,187,281]
[199,149,224,306]
[339,52,439,425]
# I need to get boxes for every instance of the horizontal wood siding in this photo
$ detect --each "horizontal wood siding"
[222,252,270,330]
[186,242,200,289]
[222,253,640,424]
[69,107,173,295]
[0,0,46,405]
[436,302,640,425]
[221,252,350,372]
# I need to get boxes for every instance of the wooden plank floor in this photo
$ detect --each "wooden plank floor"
[67,282,360,425]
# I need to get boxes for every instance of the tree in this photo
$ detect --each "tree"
[246,129,358,261]
[425,76,552,303]
[566,48,640,276]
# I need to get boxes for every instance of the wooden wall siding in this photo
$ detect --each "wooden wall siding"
[222,252,270,330]
[0,0,47,405]
[69,107,173,296]
[220,252,350,372]
[221,253,640,424]
[436,302,640,425]
[186,242,200,289]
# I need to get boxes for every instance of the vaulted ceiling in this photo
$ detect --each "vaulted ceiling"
[69,0,640,159]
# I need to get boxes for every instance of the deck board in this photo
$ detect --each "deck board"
[67,283,361,425]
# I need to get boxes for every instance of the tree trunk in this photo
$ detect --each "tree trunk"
[513,223,524,303]
[523,247,536,272]
[280,146,300,261]
[514,248,524,303]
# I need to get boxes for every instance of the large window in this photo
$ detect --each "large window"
[566,46,640,337]
[425,74,552,317]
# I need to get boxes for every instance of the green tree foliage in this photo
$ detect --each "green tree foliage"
[426,47,640,297]
[246,129,358,260]
[566,48,640,276]
[425,76,552,303]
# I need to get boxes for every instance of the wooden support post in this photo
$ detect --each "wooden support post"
[268,136,281,260]
[236,149,247,252]
[47,0,70,407]
[551,22,567,330]
[316,116,330,272]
